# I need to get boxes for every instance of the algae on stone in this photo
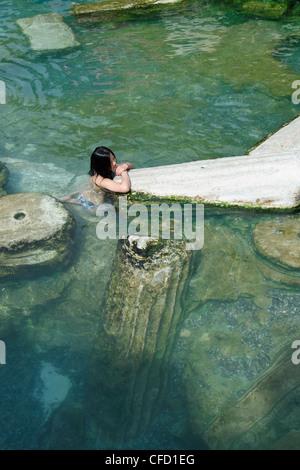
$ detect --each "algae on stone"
[242,1,288,19]
[290,2,300,17]
[213,0,298,20]
[17,13,79,51]
[70,0,182,16]
[0,161,9,197]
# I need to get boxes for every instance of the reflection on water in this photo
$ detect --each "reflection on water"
[0,0,299,450]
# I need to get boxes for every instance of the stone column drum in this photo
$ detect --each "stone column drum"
[88,235,192,448]
[0,193,75,279]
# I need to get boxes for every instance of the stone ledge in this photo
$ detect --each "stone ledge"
[118,115,300,210]
[123,151,300,210]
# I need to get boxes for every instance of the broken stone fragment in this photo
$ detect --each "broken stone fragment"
[0,161,9,197]
[0,193,75,279]
[17,13,79,51]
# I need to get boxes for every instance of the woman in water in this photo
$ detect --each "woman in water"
[59,146,133,210]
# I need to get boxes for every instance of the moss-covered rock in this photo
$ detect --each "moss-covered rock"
[213,0,299,20]
[70,0,183,17]
[242,1,288,19]
[290,2,300,16]
[71,0,300,21]
[0,161,9,197]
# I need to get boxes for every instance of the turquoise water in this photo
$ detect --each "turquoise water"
[0,0,300,450]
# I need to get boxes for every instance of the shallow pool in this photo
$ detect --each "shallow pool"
[0,0,299,450]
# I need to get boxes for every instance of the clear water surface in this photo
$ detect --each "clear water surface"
[0,0,299,450]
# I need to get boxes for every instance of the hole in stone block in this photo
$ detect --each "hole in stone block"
[14,212,26,220]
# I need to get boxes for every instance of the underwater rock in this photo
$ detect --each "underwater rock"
[71,0,182,16]
[17,14,79,51]
[0,193,75,280]
[249,115,300,155]
[88,235,191,448]
[0,161,9,197]
[38,402,87,450]
[0,272,70,338]
[196,21,300,98]
[176,215,300,449]
[186,221,272,311]
[1,157,76,199]
[272,430,300,450]
[290,2,300,17]
[180,291,300,448]
[212,0,298,20]
[253,217,300,270]
[242,1,288,20]
[202,349,300,449]
[35,362,72,420]
[21,213,117,355]
[187,219,300,313]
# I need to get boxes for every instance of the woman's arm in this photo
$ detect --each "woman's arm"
[100,170,131,194]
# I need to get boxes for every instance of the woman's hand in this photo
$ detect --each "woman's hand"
[115,163,132,176]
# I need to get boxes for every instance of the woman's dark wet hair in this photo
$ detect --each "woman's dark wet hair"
[89,146,116,179]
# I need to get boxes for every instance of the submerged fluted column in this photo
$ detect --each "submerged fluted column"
[87,235,192,448]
